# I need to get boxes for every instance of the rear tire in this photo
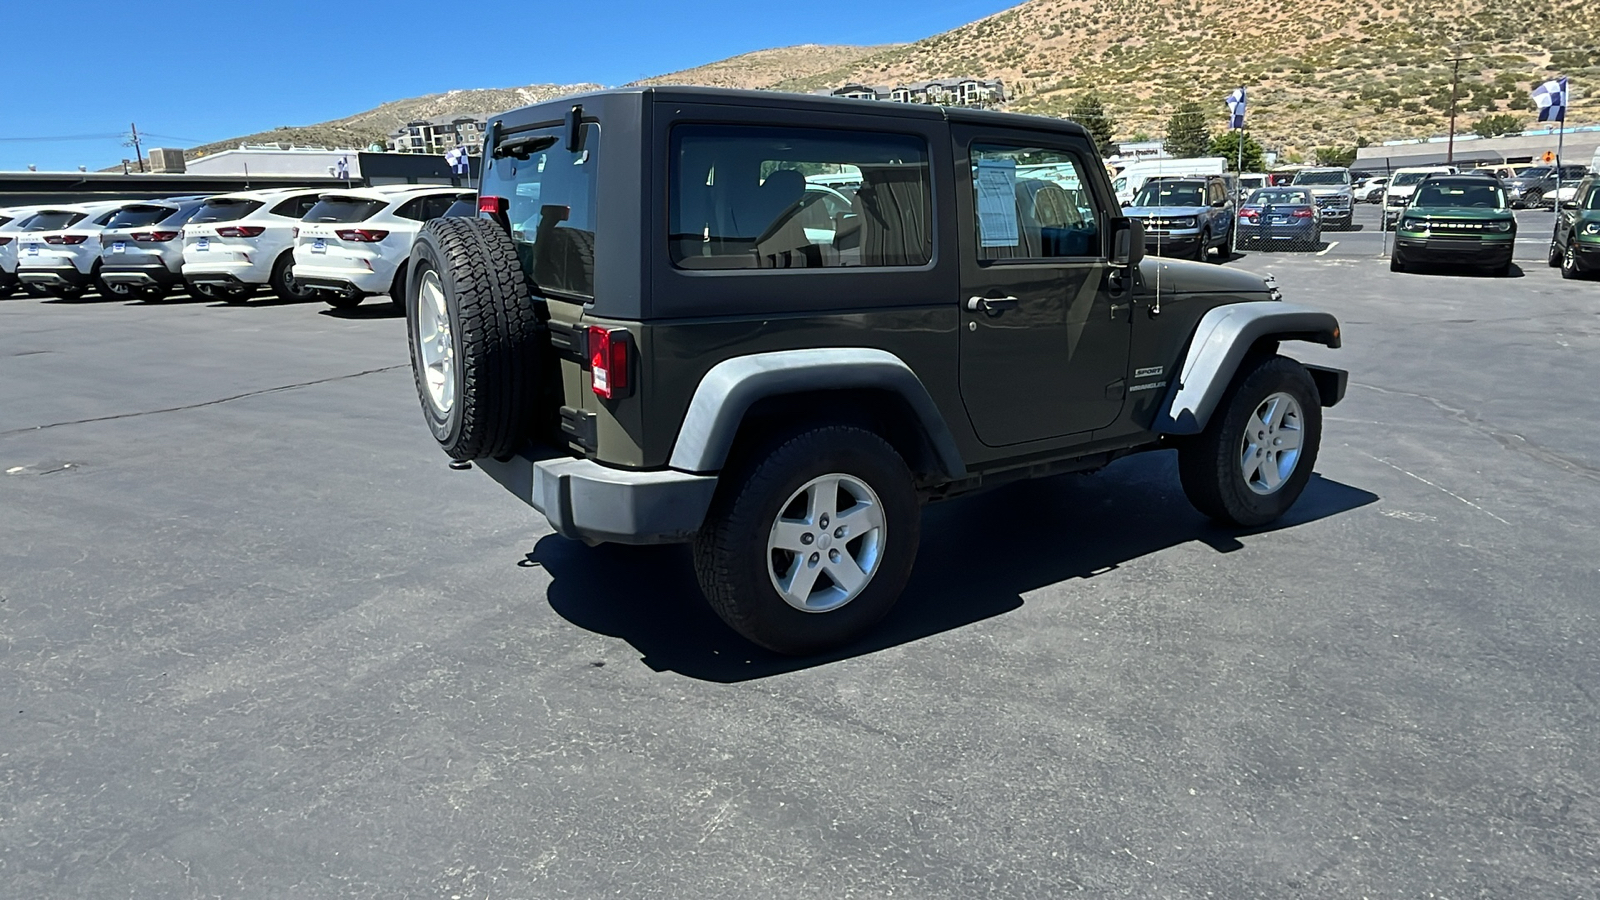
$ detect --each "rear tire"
[692,425,920,656]
[388,261,408,313]
[406,216,539,461]
[269,252,315,302]
[1178,356,1322,528]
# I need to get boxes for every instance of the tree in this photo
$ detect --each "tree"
[1313,145,1357,167]
[1163,101,1212,159]
[1209,130,1266,173]
[1065,93,1118,157]
[1471,113,1524,137]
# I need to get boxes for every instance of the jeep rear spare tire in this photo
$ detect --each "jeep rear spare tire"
[406,216,539,461]
[693,425,920,655]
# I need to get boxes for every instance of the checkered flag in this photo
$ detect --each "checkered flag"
[334,156,349,180]
[1224,87,1246,130]
[1532,77,1568,122]
[446,146,470,175]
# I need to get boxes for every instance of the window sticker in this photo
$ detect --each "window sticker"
[976,158,1019,247]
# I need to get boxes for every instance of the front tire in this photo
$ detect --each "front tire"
[1389,253,1404,272]
[693,425,920,655]
[1192,230,1210,261]
[1562,243,1587,279]
[1178,356,1322,528]
[1548,240,1564,268]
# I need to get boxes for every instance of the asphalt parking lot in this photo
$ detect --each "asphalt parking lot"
[4,250,1600,898]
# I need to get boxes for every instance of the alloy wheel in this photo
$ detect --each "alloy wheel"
[767,473,887,613]
[415,269,455,416]
[1240,391,1304,496]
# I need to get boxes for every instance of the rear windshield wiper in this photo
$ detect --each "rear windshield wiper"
[494,134,557,160]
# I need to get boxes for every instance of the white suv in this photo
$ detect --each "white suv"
[181,188,325,303]
[1,206,48,298]
[13,202,128,299]
[292,186,464,310]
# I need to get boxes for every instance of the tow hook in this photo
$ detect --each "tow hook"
[449,460,473,471]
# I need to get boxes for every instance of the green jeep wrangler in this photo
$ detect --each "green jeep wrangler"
[403,87,1348,655]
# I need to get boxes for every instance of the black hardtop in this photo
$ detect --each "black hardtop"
[485,84,1093,141]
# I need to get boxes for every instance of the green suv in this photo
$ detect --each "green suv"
[1549,174,1600,279]
[403,87,1348,654]
[1390,173,1516,276]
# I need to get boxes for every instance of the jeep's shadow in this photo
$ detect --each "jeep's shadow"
[533,451,1379,682]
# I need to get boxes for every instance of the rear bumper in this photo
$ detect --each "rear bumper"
[291,259,394,293]
[183,257,273,285]
[477,451,718,546]
[17,264,91,288]
[101,262,182,287]
[1238,220,1317,242]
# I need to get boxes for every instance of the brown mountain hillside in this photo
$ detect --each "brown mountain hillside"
[182,83,600,159]
[758,0,1597,154]
[632,44,905,90]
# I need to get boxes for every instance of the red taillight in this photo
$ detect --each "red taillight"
[131,231,179,242]
[215,225,266,238]
[587,326,629,399]
[334,229,389,242]
[0,236,11,246]
[292,227,299,239]
[1292,208,1314,219]
[43,234,88,245]
[1239,209,1259,221]
[478,195,506,215]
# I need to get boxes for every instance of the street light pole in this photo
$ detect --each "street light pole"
[1445,55,1471,165]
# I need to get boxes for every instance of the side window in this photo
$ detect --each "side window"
[270,195,320,218]
[422,195,455,221]
[670,124,931,270]
[970,144,1100,261]
[394,198,425,221]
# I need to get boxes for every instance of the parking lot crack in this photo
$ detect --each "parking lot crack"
[1352,381,1600,485]
[0,365,408,437]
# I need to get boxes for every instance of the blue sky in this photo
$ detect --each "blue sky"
[0,0,1017,172]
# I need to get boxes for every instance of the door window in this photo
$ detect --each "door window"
[970,145,1099,261]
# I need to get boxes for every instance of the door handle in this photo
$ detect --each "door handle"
[966,295,1019,313]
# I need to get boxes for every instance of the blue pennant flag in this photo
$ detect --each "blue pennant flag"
[1532,77,1568,122]
[1225,87,1247,130]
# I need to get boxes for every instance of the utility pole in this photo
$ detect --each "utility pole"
[1445,55,1472,165]
[127,123,145,173]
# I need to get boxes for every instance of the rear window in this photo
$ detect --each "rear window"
[670,124,932,270]
[104,205,176,228]
[485,123,600,298]
[23,211,86,231]
[302,197,386,223]
[190,199,264,224]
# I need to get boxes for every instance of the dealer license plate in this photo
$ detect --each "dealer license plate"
[195,237,209,251]
[312,239,326,254]
[1270,216,1289,225]
[112,242,126,254]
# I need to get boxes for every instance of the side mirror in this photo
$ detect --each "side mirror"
[1561,199,1579,210]
[1120,200,1131,208]
[1110,217,1145,268]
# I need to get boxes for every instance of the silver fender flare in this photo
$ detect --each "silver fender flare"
[668,348,966,477]
[1155,301,1342,435]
